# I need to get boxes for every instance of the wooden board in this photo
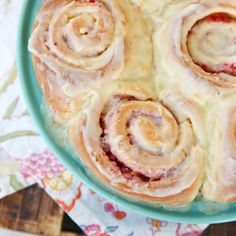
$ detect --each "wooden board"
[0,185,63,236]
[202,222,236,236]
[1,185,236,236]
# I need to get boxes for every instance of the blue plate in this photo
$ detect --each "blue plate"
[16,0,236,224]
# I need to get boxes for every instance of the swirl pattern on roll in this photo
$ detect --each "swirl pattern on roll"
[29,0,125,84]
[155,0,236,97]
[28,0,151,122]
[70,89,205,204]
[188,13,236,78]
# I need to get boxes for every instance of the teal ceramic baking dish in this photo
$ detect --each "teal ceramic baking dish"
[16,0,236,224]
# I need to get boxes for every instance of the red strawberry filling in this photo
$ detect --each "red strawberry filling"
[99,117,151,182]
[197,63,236,77]
[208,13,232,23]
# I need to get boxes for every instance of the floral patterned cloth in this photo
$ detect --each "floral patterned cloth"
[0,1,208,235]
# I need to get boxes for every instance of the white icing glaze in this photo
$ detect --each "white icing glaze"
[131,0,175,14]
[29,0,125,90]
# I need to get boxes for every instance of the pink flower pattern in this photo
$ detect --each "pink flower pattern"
[17,149,65,179]
[83,224,111,236]
[176,224,204,236]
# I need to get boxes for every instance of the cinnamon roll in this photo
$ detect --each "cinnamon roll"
[28,0,151,122]
[69,88,205,205]
[154,0,236,101]
[203,98,236,202]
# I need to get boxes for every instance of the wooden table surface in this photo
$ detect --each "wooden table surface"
[0,185,235,236]
[202,222,236,236]
[0,185,85,236]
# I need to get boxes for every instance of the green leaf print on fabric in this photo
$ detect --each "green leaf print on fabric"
[0,64,17,94]
[0,131,39,143]
[10,175,24,190]
[21,110,29,117]
[3,96,19,119]
[105,225,119,233]
[3,0,13,13]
